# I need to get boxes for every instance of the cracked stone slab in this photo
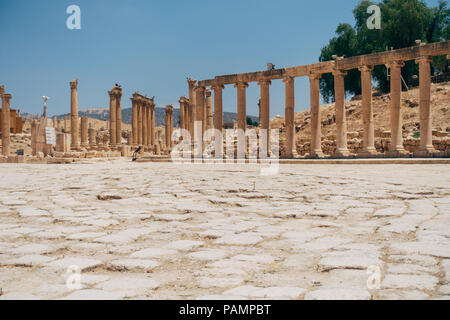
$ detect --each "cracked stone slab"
[109,259,159,271]
[304,288,371,300]
[45,257,103,271]
[130,248,179,258]
[224,285,306,299]
[317,250,382,272]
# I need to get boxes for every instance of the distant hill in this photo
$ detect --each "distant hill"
[55,107,258,127]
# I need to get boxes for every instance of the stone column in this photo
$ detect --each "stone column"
[142,101,148,146]
[195,86,205,134]
[137,99,143,145]
[212,85,224,158]
[332,70,350,157]
[283,76,295,158]
[258,79,271,156]
[386,61,407,156]
[80,116,88,147]
[235,82,248,132]
[131,96,138,145]
[235,82,248,158]
[179,98,185,130]
[194,86,205,157]
[147,101,152,146]
[52,116,58,128]
[358,65,377,157]
[88,123,96,148]
[150,102,156,146]
[205,88,213,130]
[309,73,323,157]
[414,56,436,156]
[115,90,122,144]
[165,105,174,148]
[108,90,117,145]
[1,93,11,156]
[188,79,197,140]
[70,80,80,150]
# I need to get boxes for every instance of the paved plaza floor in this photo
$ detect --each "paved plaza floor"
[0,160,449,300]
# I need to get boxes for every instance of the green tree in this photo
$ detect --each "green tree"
[319,0,450,103]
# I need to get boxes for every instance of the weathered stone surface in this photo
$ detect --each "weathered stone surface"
[45,257,103,271]
[304,288,371,300]
[0,161,448,299]
[109,259,159,271]
[224,285,306,299]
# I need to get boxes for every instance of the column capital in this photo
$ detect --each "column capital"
[211,84,225,91]
[282,76,295,84]
[195,86,206,94]
[385,60,405,69]
[332,69,347,77]
[415,56,433,64]
[257,79,272,86]
[1,93,12,101]
[108,91,117,99]
[187,78,197,88]
[234,81,249,89]
[308,73,321,80]
[358,65,374,72]
[165,105,174,114]
[70,79,78,89]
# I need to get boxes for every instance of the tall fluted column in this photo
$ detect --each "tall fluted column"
[235,82,248,132]
[70,80,80,150]
[131,97,138,145]
[150,101,156,146]
[88,123,96,149]
[414,56,436,156]
[116,90,122,144]
[1,92,11,156]
[386,61,407,156]
[333,70,350,157]
[195,86,205,135]
[235,82,248,158]
[205,88,213,131]
[109,91,117,145]
[258,79,271,156]
[283,76,295,158]
[358,65,377,157]
[212,85,224,159]
[179,98,185,130]
[188,79,196,141]
[147,101,152,146]
[194,86,205,157]
[309,73,323,157]
[165,105,174,148]
[143,101,148,146]
[80,116,88,147]
[137,99,143,145]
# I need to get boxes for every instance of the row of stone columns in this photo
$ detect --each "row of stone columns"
[131,93,155,147]
[185,53,441,158]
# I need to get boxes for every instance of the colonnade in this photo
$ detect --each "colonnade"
[184,41,449,158]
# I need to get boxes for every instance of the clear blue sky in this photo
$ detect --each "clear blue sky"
[0,0,441,118]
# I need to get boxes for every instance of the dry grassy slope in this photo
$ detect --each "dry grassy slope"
[271,81,450,152]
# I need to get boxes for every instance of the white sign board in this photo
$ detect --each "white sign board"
[45,127,56,145]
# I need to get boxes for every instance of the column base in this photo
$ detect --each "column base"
[332,148,350,158]
[414,146,437,157]
[358,147,378,158]
[386,148,409,157]
[310,150,324,158]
